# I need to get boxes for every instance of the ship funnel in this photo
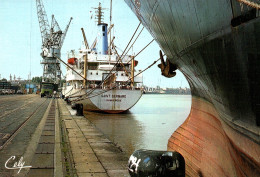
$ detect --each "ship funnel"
[97,23,108,55]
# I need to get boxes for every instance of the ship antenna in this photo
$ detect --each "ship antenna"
[95,2,104,25]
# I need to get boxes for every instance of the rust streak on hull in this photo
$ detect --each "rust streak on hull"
[168,97,260,177]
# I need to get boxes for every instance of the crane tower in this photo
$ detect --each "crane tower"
[36,0,72,85]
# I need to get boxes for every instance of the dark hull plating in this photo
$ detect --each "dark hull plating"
[125,0,260,176]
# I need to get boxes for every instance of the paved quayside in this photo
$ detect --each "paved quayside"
[0,95,129,177]
[58,100,129,177]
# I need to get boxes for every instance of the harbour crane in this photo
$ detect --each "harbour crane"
[36,0,72,87]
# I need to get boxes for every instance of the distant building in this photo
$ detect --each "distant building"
[0,80,11,89]
[143,85,191,95]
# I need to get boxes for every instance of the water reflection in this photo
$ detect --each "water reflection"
[85,95,191,156]
[84,111,142,155]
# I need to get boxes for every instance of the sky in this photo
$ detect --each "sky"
[0,0,189,88]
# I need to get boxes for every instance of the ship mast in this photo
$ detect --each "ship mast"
[109,0,112,55]
[95,3,104,25]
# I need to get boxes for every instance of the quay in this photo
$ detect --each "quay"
[0,94,129,177]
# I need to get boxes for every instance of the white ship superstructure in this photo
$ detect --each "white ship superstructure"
[62,3,143,113]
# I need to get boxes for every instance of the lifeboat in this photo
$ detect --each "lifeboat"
[68,58,77,65]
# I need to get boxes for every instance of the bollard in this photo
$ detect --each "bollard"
[65,97,71,105]
[128,149,185,177]
[76,104,84,116]
[71,103,77,110]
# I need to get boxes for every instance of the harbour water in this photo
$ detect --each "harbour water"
[85,94,191,156]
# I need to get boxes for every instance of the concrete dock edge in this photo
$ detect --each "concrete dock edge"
[55,100,63,177]
[57,99,130,177]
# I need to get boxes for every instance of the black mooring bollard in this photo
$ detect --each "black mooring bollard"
[71,103,77,110]
[76,104,83,116]
[65,97,71,105]
[128,149,185,177]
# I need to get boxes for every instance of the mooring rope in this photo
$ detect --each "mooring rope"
[70,22,143,99]
[72,55,164,102]
[123,27,144,58]
[59,22,152,101]
[237,0,260,9]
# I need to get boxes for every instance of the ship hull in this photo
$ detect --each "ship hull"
[169,96,259,177]
[74,89,142,113]
[125,0,260,176]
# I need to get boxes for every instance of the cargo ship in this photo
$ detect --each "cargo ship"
[62,3,143,113]
[125,0,260,176]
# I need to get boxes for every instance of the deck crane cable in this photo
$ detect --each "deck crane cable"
[63,28,93,97]
[60,22,143,100]
[56,56,94,98]
[74,54,165,102]
[109,26,145,80]
[91,22,142,82]
[122,27,144,59]
[111,44,131,79]
[107,23,143,80]
[83,22,141,94]
[55,28,99,98]
[72,55,163,102]
[75,37,154,96]
[82,0,259,97]
[55,52,111,99]
[55,58,88,99]
[114,46,123,52]
[134,39,155,58]
[59,36,146,98]
[68,27,154,100]
[101,22,143,80]
[126,38,155,65]
[119,22,142,58]
[105,37,154,83]
[109,26,148,81]
[77,22,142,98]
[56,56,87,82]
[108,36,115,51]
[55,55,89,97]
[61,28,91,98]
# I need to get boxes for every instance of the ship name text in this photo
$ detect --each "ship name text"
[101,94,126,98]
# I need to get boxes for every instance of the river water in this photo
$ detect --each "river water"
[85,94,191,156]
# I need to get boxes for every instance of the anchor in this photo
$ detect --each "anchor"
[158,50,177,78]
